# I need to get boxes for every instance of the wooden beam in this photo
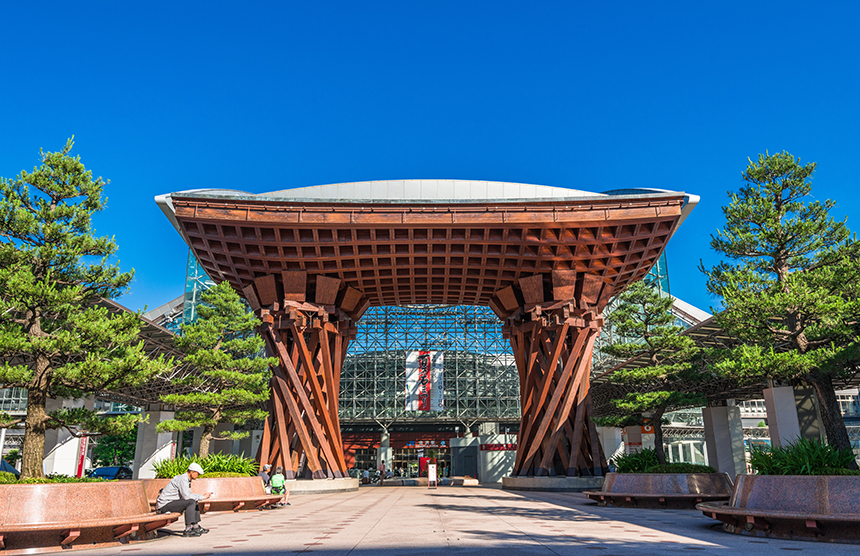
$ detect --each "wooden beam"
[282,271,307,302]
[255,275,278,306]
[315,275,341,305]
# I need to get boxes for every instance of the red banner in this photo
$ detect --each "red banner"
[75,436,89,478]
[417,351,431,411]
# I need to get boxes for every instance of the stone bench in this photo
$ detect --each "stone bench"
[0,481,180,552]
[143,476,283,513]
[697,474,860,542]
[584,472,733,509]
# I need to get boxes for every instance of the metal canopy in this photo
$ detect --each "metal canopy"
[591,315,860,417]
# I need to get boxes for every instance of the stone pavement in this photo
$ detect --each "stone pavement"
[72,485,857,555]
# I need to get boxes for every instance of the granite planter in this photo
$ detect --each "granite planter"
[142,476,280,512]
[697,474,860,543]
[583,472,733,508]
[0,480,179,554]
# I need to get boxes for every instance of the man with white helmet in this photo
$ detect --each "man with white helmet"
[155,462,213,537]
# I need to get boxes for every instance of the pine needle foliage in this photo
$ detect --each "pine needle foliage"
[0,139,172,479]
[596,281,706,464]
[701,151,860,467]
[156,282,275,457]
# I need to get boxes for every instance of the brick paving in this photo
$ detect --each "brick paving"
[71,485,859,555]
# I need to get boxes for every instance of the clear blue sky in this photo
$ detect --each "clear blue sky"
[2,2,859,314]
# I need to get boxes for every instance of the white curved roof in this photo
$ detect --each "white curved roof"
[155,180,699,243]
[263,180,601,200]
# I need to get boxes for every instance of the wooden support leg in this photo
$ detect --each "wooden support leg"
[243,272,364,482]
[505,300,604,477]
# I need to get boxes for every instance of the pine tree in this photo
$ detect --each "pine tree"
[92,430,137,466]
[597,281,705,464]
[157,281,274,458]
[0,139,172,478]
[702,151,860,467]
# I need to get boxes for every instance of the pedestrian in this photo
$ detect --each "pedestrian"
[362,467,370,484]
[259,464,272,494]
[378,459,386,486]
[271,466,288,506]
[155,462,213,537]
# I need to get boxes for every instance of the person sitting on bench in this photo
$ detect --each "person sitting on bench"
[156,462,213,537]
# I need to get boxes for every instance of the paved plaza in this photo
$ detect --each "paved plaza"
[67,485,855,556]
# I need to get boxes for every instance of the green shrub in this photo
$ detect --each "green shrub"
[810,467,860,476]
[749,438,856,475]
[643,463,717,474]
[14,476,106,484]
[202,472,253,478]
[0,471,108,484]
[152,453,258,478]
[611,448,659,473]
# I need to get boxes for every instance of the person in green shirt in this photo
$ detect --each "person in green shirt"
[270,466,288,507]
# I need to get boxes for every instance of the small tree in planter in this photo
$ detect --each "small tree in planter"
[702,151,860,467]
[0,139,172,479]
[596,280,706,464]
[156,281,275,457]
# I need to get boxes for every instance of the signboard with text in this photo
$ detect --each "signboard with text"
[405,350,444,411]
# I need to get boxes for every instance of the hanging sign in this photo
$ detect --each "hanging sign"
[75,436,89,478]
[405,351,444,411]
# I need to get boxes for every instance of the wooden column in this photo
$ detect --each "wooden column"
[493,272,612,478]
[244,272,368,480]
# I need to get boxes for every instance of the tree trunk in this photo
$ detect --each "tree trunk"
[653,408,667,465]
[198,425,214,459]
[21,388,48,479]
[809,373,859,470]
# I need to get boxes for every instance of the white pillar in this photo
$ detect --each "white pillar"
[793,383,825,442]
[702,405,746,478]
[597,427,623,462]
[210,423,234,455]
[377,429,392,472]
[133,405,176,479]
[623,426,643,454]
[191,427,202,455]
[43,397,93,476]
[234,429,263,459]
[763,386,802,447]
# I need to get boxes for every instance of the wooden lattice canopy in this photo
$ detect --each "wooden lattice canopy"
[157,181,698,478]
[159,184,693,311]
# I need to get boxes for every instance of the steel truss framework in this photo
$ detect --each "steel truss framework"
[340,305,519,423]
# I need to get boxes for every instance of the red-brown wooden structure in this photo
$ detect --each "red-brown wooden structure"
[160,184,692,479]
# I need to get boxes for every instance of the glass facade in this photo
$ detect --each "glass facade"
[183,251,216,325]
[340,305,520,423]
[0,387,27,413]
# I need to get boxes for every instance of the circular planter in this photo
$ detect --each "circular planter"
[583,472,733,508]
[143,476,275,512]
[0,481,176,554]
[698,474,860,543]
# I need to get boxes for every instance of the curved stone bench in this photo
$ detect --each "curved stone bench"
[143,476,282,513]
[0,481,180,553]
[697,474,860,543]
[583,472,733,509]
